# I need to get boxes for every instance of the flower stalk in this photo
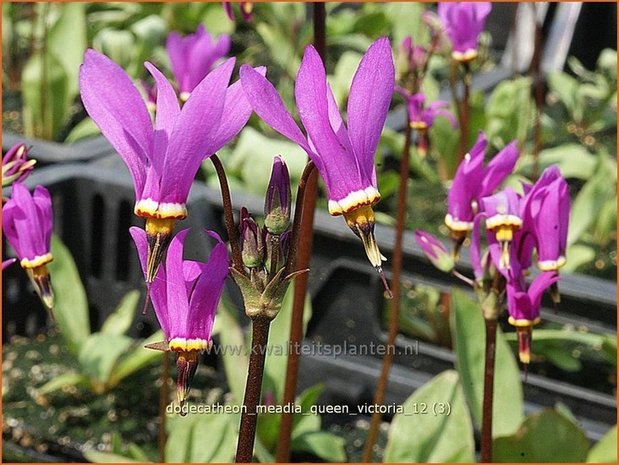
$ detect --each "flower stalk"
[276,3,325,461]
[235,317,271,463]
[481,317,497,463]
[362,114,413,463]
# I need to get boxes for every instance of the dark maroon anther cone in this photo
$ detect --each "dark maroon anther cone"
[175,351,200,414]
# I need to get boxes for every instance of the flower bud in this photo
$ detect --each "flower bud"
[264,156,291,235]
[240,207,265,268]
[2,144,36,187]
[414,230,455,273]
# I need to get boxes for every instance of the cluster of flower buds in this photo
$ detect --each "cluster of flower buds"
[2,144,55,313]
[232,156,300,321]
[417,132,570,366]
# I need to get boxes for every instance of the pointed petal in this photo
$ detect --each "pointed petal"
[481,140,519,194]
[346,37,395,169]
[528,271,560,310]
[295,45,362,199]
[211,66,267,149]
[164,229,192,338]
[79,49,151,196]
[160,58,235,204]
[185,231,229,340]
[32,185,53,250]
[239,64,315,157]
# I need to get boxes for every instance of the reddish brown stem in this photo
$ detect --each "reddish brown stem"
[158,351,169,462]
[235,317,272,463]
[481,318,498,462]
[275,4,325,462]
[361,120,413,462]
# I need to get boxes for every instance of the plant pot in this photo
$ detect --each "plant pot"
[2,131,115,168]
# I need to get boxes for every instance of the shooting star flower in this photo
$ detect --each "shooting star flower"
[438,2,492,62]
[240,37,395,293]
[131,227,229,407]
[80,49,262,283]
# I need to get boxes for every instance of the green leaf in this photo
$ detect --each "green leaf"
[189,412,237,462]
[37,372,89,395]
[127,443,151,462]
[450,289,524,437]
[212,299,248,405]
[165,414,197,462]
[83,450,142,463]
[568,161,616,245]
[516,144,597,180]
[255,22,300,80]
[493,409,590,462]
[47,3,86,99]
[47,235,90,354]
[291,431,346,462]
[225,127,308,196]
[384,2,426,46]
[485,77,533,148]
[547,72,579,114]
[64,117,101,143]
[108,330,164,388]
[93,28,135,72]
[101,290,140,336]
[384,370,475,462]
[588,426,617,463]
[563,244,596,273]
[78,332,133,385]
[22,51,69,140]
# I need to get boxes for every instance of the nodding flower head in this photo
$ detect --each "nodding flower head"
[166,25,231,100]
[224,2,253,22]
[414,230,454,273]
[438,2,492,63]
[131,227,229,408]
[240,207,265,269]
[522,165,570,271]
[3,183,54,311]
[80,49,263,282]
[445,133,518,243]
[399,92,456,132]
[2,143,36,187]
[481,187,523,269]
[505,271,560,364]
[240,38,395,292]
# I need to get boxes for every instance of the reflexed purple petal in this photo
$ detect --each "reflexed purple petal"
[481,141,519,195]
[532,177,570,265]
[166,32,189,91]
[160,58,235,204]
[211,66,267,150]
[185,231,229,341]
[326,83,354,155]
[2,258,16,270]
[2,202,20,257]
[239,64,316,159]
[528,271,560,311]
[506,282,534,321]
[80,49,152,197]
[295,45,363,199]
[6,183,48,260]
[32,186,53,250]
[145,62,180,172]
[346,37,394,177]
[165,229,192,338]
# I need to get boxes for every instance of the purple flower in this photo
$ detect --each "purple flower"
[240,37,394,272]
[3,182,54,310]
[397,92,457,131]
[264,155,291,235]
[223,2,253,22]
[438,2,492,62]
[2,143,36,187]
[414,230,454,273]
[80,49,262,282]
[166,25,231,100]
[445,133,518,238]
[522,166,570,271]
[481,187,523,269]
[506,271,560,364]
[131,227,229,405]
[395,36,428,82]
